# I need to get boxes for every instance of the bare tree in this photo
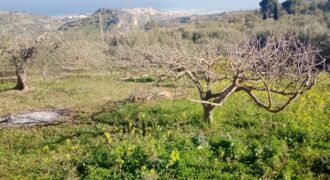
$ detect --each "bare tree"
[53,30,109,72]
[118,31,322,124]
[32,32,62,83]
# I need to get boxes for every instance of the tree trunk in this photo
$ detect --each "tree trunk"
[203,104,214,125]
[99,12,104,41]
[14,64,28,90]
[41,70,49,84]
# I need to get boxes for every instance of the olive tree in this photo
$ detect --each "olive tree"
[0,39,37,90]
[0,32,62,89]
[117,31,322,124]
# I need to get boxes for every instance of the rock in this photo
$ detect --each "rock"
[0,110,68,128]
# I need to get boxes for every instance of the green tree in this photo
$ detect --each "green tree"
[325,0,330,11]
[259,0,280,20]
[273,3,280,20]
[282,0,305,14]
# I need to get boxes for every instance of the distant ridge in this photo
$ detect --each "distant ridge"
[0,10,59,36]
[0,7,233,35]
[57,7,233,32]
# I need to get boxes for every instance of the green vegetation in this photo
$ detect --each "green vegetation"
[0,2,330,179]
[259,0,281,20]
[0,11,56,36]
[0,73,170,116]
[282,0,305,14]
[0,81,14,93]
[0,73,329,179]
[260,0,330,21]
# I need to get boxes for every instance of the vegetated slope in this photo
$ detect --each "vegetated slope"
[0,10,59,37]
[58,7,234,32]
[58,7,187,31]
[0,10,56,76]
[0,7,243,36]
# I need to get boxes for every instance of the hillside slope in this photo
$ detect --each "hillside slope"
[58,7,193,32]
[0,10,59,37]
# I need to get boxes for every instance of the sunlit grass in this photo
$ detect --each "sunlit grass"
[0,72,328,179]
[0,72,175,116]
[0,81,15,93]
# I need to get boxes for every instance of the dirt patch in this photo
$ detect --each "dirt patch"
[126,88,176,103]
[0,110,69,128]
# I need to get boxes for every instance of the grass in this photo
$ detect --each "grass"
[0,72,329,179]
[0,72,176,117]
[1,7,330,179]
[0,81,14,93]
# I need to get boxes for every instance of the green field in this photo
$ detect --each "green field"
[1,1,330,179]
[0,73,329,179]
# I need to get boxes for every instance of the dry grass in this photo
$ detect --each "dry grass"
[0,72,177,117]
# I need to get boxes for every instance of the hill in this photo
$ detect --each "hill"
[58,7,194,31]
[0,10,60,37]
[58,7,234,32]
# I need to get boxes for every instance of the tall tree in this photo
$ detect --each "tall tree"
[325,0,330,11]
[260,0,270,19]
[259,0,280,20]
[273,3,280,20]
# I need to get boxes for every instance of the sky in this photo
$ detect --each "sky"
[0,0,266,16]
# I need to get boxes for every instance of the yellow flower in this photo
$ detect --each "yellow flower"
[131,128,136,135]
[104,132,112,144]
[42,145,49,152]
[65,139,71,145]
[169,150,180,165]
[141,165,147,171]
[66,154,71,159]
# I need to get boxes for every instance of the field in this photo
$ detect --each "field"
[0,72,329,179]
[1,2,330,179]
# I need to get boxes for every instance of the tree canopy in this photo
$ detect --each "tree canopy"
[259,0,280,20]
[116,30,321,124]
[282,0,305,14]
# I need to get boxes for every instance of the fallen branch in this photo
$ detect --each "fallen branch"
[119,74,170,82]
